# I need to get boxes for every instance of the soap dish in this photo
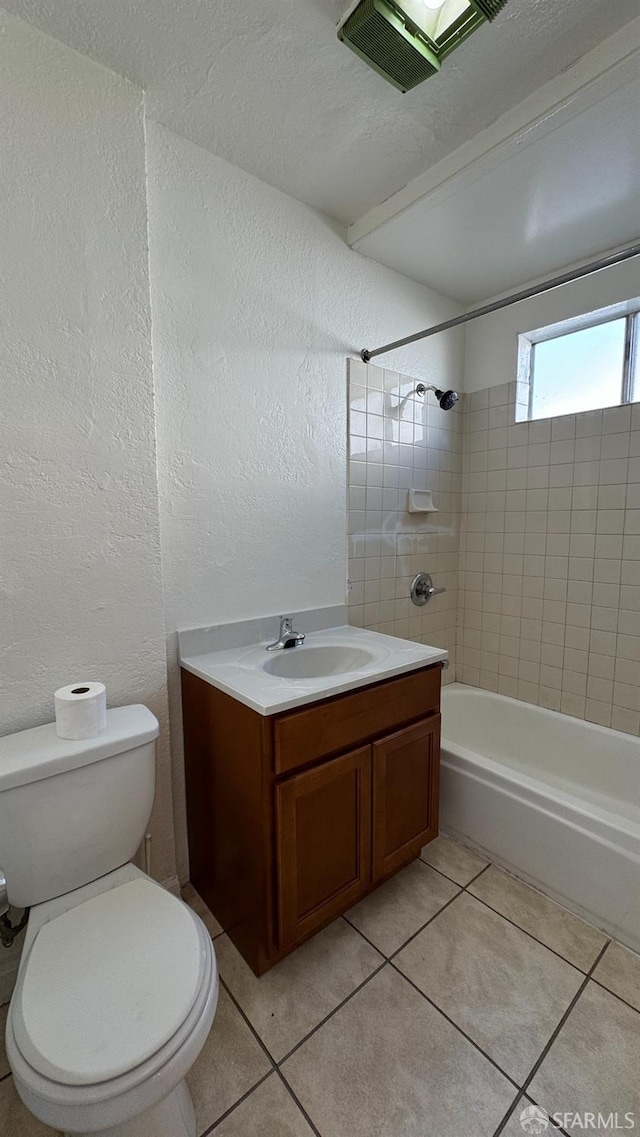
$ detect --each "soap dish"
[407,489,438,513]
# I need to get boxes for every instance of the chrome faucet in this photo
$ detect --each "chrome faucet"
[266,616,305,651]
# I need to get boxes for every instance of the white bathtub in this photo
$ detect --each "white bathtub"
[440,684,640,952]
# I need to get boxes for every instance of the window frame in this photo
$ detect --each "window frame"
[516,299,640,423]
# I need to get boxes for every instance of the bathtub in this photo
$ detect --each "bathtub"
[440,684,640,952]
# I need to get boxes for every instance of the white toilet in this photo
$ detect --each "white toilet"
[0,704,219,1137]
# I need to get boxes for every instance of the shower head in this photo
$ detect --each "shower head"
[415,384,459,410]
[437,388,459,410]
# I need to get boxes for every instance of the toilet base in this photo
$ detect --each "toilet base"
[64,1079,196,1137]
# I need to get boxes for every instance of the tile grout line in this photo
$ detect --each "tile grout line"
[444,854,618,977]
[210,849,613,1137]
[218,976,278,1068]
[196,977,279,1135]
[461,886,606,975]
[386,958,521,1092]
[522,1089,573,1137]
[491,1089,572,1137]
[196,864,634,1137]
[274,1067,324,1137]
[591,973,640,1018]
[387,887,465,961]
[418,851,490,890]
[342,879,464,962]
[201,1069,273,1137]
[341,912,393,956]
[519,939,610,1090]
[462,860,493,887]
[491,1089,528,1137]
[275,959,388,1067]
[589,974,640,1015]
[488,930,614,1137]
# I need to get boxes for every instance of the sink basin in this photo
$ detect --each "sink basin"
[262,644,377,679]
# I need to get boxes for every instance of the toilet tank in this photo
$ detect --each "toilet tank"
[0,705,158,908]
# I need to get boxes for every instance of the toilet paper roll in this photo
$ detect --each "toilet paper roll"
[54,682,107,740]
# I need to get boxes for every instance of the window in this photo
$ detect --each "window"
[517,302,640,422]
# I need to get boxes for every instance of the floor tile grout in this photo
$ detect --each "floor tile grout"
[275,959,388,1067]
[344,893,531,1092]
[200,1069,273,1136]
[418,852,489,889]
[342,880,464,962]
[387,886,465,960]
[274,1067,324,1137]
[218,976,278,1068]
[589,973,640,1016]
[522,1090,572,1137]
[463,861,493,887]
[153,871,638,1137]
[515,940,611,1107]
[207,849,625,1137]
[341,912,391,956]
[491,1088,527,1137]
[422,853,624,977]
[491,1089,572,1137]
[460,887,606,975]
[387,960,521,1091]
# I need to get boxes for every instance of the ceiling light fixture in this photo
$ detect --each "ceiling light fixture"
[337,0,509,92]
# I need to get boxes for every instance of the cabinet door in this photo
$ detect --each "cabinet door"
[372,717,440,881]
[276,746,371,948]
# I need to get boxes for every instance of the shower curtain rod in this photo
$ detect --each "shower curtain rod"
[360,243,640,363]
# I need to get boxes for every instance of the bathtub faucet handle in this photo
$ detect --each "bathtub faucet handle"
[410,572,446,607]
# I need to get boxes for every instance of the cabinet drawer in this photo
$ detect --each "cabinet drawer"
[274,665,440,775]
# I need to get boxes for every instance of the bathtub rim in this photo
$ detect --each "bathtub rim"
[439,683,640,951]
[441,683,640,840]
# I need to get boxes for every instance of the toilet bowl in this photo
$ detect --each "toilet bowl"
[0,706,219,1137]
[5,864,219,1137]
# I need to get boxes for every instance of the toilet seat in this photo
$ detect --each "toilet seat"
[7,868,219,1134]
[12,878,206,1086]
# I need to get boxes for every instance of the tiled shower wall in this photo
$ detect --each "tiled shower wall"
[458,385,640,736]
[347,359,461,679]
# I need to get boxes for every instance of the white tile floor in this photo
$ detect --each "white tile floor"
[1,836,638,1137]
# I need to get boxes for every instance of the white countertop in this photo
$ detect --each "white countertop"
[179,622,447,716]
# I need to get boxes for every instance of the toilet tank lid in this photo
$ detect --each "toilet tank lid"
[0,705,159,793]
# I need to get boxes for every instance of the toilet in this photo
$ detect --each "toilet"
[0,705,218,1137]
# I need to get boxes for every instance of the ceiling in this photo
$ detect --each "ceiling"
[354,44,640,302]
[4,0,639,227]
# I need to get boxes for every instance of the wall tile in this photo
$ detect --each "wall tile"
[348,361,460,678]
[458,382,639,737]
[350,367,638,736]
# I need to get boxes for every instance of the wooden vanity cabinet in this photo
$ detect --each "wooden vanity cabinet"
[181,662,442,975]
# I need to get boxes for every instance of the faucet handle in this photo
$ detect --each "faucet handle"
[410,572,446,607]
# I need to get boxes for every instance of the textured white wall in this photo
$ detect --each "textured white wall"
[463,256,640,393]
[0,10,177,954]
[145,121,463,879]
